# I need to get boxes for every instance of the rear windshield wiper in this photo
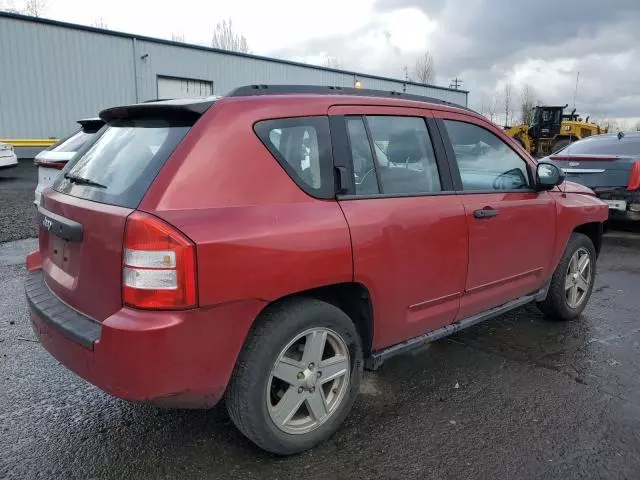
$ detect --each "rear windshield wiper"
[64,173,107,189]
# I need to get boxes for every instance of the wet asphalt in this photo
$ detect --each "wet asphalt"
[1,161,640,479]
[0,161,38,243]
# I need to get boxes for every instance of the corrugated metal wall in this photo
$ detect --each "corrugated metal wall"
[0,16,137,138]
[0,13,468,139]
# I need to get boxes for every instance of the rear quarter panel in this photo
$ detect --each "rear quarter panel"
[140,96,353,307]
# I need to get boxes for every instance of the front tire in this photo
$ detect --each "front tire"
[538,232,596,321]
[225,298,363,455]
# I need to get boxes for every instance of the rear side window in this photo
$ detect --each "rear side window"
[344,115,441,196]
[367,116,441,194]
[254,116,334,198]
[53,117,192,208]
[346,117,379,195]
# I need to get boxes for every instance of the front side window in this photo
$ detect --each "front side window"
[345,115,441,195]
[254,116,333,198]
[443,120,530,191]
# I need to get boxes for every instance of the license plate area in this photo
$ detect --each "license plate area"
[50,235,72,271]
[604,200,627,211]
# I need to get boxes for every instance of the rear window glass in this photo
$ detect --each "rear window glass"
[254,116,334,198]
[559,136,640,156]
[51,130,95,153]
[53,117,192,208]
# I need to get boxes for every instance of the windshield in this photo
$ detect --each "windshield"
[558,136,640,156]
[53,117,192,208]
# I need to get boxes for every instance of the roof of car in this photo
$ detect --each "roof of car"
[100,85,474,121]
[577,131,640,141]
[226,85,474,112]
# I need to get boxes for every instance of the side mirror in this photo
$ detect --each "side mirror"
[536,161,565,191]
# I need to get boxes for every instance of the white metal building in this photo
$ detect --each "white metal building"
[0,11,468,141]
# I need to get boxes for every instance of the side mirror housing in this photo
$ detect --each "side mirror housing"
[536,161,565,191]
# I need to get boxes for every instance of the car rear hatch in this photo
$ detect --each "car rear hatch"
[551,154,639,189]
[38,98,214,321]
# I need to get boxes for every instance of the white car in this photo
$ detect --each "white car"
[34,118,104,206]
[0,142,18,169]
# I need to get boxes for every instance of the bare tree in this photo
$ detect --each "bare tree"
[171,32,185,42]
[23,0,47,17]
[414,50,435,84]
[519,84,537,125]
[486,95,498,123]
[93,17,108,28]
[324,56,343,69]
[635,120,640,132]
[503,82,513,127]
[0,0,20,13]
[602,119,620,132]
[211,19,249,53]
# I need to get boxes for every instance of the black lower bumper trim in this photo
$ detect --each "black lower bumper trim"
[25,270,101,349]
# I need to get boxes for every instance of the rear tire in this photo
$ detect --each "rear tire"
[225,298,362,455]
[538,233,596,321]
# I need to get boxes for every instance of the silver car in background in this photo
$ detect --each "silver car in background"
[34,118,104,206]
[0,142,18,170]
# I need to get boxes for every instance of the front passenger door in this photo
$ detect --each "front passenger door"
[436,114,557,320]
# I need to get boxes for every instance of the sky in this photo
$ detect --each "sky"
[6,0,640,127]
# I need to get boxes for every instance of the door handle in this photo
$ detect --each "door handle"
[473,207,500,219]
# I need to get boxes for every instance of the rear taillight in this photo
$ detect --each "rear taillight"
[122,211,197,309]
[627,161,640,190]
[34,159,66,169]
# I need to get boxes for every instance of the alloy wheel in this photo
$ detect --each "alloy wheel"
[267,327,350,435]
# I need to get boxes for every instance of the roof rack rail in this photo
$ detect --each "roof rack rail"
[227,84,473,112]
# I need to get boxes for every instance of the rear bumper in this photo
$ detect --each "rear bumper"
[26,269,265,408]
[594,188,640,221]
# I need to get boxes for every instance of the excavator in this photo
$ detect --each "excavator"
[505,104,607,157]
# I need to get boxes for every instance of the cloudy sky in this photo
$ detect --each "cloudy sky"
[9,0,640,126]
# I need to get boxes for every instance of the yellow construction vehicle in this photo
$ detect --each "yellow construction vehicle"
[505,104,606,157]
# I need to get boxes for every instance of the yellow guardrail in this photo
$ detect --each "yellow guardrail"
[0,139,58,148]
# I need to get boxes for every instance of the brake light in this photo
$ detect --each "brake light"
[628,161,640,190]
[34,159,67,169]
[122,211,197,309]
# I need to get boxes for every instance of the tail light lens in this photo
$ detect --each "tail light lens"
[123,211,197,309]
[627,161,640,190]
[34,159,67,169]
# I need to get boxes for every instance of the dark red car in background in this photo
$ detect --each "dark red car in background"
[25,85,607,455]
[544,131,640,221]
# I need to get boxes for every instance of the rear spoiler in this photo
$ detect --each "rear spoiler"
[100,97,218,122]
[77,118,105,132]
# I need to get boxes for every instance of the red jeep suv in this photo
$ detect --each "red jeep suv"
[26,85,608,455]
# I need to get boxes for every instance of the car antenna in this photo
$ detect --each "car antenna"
[618,131,625,140]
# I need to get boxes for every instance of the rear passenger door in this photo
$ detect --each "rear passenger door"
[329,106,469,350]
[434,112,557,319]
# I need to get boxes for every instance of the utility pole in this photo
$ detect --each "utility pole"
[449,78,463,89]
[573,71,580,110]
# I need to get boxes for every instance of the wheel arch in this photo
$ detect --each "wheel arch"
[257,282,375,359]
[573,222,603,257]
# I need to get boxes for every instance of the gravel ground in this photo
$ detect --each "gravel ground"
[1,233,640,479]
[0,160,38,243]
